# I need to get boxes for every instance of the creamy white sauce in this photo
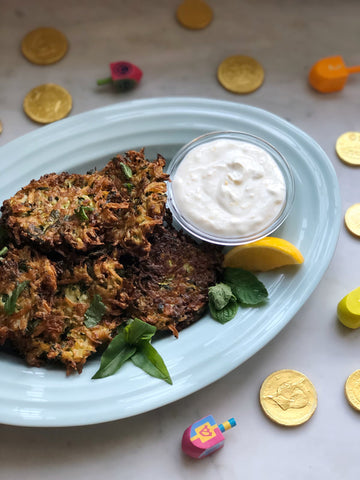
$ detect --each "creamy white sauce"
[171,139,286,237]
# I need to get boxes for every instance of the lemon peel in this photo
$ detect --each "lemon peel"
[223,237,304,272]
[337,287,360,329]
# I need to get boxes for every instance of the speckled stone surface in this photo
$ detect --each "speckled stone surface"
[1,0,360,478]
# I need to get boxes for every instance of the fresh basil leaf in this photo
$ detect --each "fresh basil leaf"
[124,318,156,345]
[92,331,136,379]
[224,268,268,305]
[131,342,172,385]
[0,246,8,258]
[208,283,234,310]
[120,162,133,179]
[209,296,238,324]
[4,281,29,315]
[84,294,106,328]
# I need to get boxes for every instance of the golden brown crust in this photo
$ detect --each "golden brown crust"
[126,223,223,337]
[101,150,169,255]
[0,245,132,374]
[1,150,168,257]
[1,171,128,253]
[0,150,223,374]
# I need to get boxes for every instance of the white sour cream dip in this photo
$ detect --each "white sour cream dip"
[171,139,286,237]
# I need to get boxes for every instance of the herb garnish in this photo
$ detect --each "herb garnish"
[92,318,172,384]
[124,182,134,193]
[209,268,268,323]
[84,294,106,328]
[120,162,133,179]
[76,205,94,222]
[224,268,268,305]
[4,281,30,315]
[0,246,8,258]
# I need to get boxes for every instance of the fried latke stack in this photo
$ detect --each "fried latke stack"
[0,150,222,374]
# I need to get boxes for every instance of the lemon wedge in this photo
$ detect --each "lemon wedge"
[223,237,304,272]
[337,287,360,329]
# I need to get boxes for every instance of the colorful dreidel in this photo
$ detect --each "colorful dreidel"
[181,415,236,459]
[309,55,360,93]
[97,61,143,91]
[337,286,360,329]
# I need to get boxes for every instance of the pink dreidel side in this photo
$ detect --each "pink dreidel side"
[182,415,236,459]
[97,61,143,91]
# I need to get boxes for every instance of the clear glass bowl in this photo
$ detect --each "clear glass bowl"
[167,131,295,245]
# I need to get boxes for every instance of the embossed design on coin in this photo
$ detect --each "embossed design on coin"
[217,55,264,94]
[23,84,72,124]
[336,132,360,166]
[259,369,317,426]
[345,203,360,237]
[176,0,213,30]
[21,27,68,65]
[345,370,360,411]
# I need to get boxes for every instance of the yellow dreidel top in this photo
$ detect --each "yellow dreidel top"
[309,55,360,93]
[337,287,360,329]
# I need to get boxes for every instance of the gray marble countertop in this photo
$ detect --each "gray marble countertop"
[1,0,360,479]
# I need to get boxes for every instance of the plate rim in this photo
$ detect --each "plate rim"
[0,97,341,427]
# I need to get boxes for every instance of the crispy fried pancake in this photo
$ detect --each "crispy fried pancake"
[1,150,168,256]
[101,150,168,255]
[0,246,131,373]
[126,223,223,336]
[0,150,223,375]
[1,172,127,253]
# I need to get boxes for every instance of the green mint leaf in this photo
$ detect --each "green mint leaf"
[208,283,234,310]
[209,296,238,324]
[124,318,156,345]
[120,162,133,179]
[224,268,268,305]
[0,246,8,258]
[131,342,172,385]
[4,281,29,315]
[92,331,136,379]
[84,294,106,328]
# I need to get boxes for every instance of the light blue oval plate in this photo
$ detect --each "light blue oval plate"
[0,97,341,427]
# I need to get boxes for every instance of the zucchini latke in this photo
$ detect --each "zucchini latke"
[0,150,223,374]
[1,149,168,256]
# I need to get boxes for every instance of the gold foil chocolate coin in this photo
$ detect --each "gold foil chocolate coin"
[23,84,72,124]
[0,121,2,134]
[21,27,68,65]
[336,132,360,166]
[217,55,264,94]
[176,0,213,30]
[259,369,317,426]
[345,370,360,411]
[345,203,360,237]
